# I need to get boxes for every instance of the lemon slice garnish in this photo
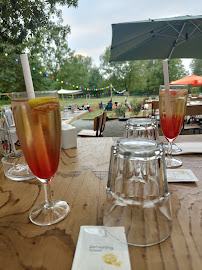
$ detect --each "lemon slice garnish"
[114,261,122,267]
[28,97,58,108]
[102,253,117,265]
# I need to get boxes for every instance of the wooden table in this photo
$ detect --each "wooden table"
[1,136,202,269]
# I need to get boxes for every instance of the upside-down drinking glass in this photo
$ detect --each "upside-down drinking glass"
[159,85,188,168]
[124,118,159,140]
[103,139,172,246]
[11,91,70,226]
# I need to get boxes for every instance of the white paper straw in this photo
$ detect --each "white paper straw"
[20,54,35,99]
[162,59,171,118]
[163,59,170,91]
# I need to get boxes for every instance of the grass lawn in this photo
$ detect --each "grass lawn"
[0,95,151,120]
[59,95,150,120]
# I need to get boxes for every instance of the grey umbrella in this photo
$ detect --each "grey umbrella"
[110,15,202,63]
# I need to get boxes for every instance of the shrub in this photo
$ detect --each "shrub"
[131,99,143,115]
[114,103,126,116]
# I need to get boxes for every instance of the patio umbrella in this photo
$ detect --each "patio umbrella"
[170,74,202,96]
[109,15,202,87]
[110,15,202,62]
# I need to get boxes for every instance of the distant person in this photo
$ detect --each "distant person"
[99,101,103,109]
[86,104,90,110]
[105,99,112,111]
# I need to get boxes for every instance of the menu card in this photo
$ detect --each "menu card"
[167,169,198,183]
[71,226,131,270]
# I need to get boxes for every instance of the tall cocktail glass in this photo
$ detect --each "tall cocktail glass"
[11,91,70,226]
[159,85,188,168]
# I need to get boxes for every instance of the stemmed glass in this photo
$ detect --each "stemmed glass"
[11,91,70,226]
[159,85,188,168]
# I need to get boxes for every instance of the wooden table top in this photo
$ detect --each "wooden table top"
[0,136,202,270]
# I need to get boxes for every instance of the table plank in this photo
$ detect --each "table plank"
[0,136,202,270]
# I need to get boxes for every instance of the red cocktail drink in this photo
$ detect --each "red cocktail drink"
[159,86,188,167]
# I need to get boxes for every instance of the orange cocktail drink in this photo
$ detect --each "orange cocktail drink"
[11,91,69,226]
[12,96,61,181]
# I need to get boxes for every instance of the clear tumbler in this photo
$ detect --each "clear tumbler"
[103,139,172,247]
[124,118,158,140]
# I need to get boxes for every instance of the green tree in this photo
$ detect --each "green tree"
[143,59,187,96]
[88,67,102,88]
[190,59,202,93]
[52,53,92,91]
[0,0,79,93]
[190,59,202,75]
[0,0,78,49]
[100,46,188,96]
[0,45,54,93]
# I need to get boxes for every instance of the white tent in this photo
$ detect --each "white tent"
[57,89,83,95]
[57,89,83,107]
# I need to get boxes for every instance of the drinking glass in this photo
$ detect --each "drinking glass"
[11,91,70,226]
[124,118,159,140]
[159,85,188,168]
[103,139,172,246]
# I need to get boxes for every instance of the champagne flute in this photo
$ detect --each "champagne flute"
[159,85,188,168]
[11,91,70,226]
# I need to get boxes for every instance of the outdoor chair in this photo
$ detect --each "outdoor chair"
[77,111,107,137]
[182,116,202,134]
[0,108,21,157]
[181,105,202,134]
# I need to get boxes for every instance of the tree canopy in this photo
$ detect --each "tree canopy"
[99,47,188,96]
[0,0,78,49]
[0,1,192,97]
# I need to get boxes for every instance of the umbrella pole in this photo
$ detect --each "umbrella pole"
[62,94,64,108]
[110,84,112,102]
[191,85,193,97]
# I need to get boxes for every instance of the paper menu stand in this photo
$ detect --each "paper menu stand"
[71,226,131,270]
[61,122,77,150]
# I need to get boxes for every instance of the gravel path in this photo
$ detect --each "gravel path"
[71,118,126,137]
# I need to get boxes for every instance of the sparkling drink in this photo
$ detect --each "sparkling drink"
[11,91,69,226]
[12,97,61,182]
[159,89,187,140]
[159,86,188,168]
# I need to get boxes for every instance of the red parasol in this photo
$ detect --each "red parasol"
[170,74,202,96]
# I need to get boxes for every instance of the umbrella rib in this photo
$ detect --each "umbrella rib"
[189,20,202,38]
[174,33,202,48]
[111,23,178,61]
[168,22,186,59]
[167,22,186,40]
[155,33,184,40]
[111,23,176,49]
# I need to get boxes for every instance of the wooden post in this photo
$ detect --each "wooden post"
[110,84,112,101]
[62,94,64,108]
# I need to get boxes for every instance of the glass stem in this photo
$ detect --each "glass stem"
[167,139,173,158]
[44,182,54,208]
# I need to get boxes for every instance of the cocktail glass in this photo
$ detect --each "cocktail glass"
[11,91,70,226]
[159,85,188,168]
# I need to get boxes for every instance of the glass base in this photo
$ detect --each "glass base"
[166,157,182,168]
[29,200,70,226]
[105,227,172,247]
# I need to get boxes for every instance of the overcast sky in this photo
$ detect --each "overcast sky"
[61,0,202,73]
